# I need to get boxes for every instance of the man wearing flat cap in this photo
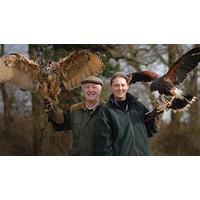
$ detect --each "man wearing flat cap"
[44,76,104,156]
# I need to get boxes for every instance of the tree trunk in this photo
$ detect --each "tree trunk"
[0,44,14,137]
[0,85,14,132]
[31,93,43,155]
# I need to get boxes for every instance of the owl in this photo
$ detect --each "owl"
[0,49,104,104]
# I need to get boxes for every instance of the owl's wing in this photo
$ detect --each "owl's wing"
[58,49,104,90]
[0,53,41,92]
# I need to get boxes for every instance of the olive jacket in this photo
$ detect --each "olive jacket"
[50,100,105,156]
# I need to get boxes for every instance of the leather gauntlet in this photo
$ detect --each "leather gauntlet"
[44,98,64,124]
[145,95,168,122]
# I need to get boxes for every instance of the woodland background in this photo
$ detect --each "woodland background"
[0,44,199,156]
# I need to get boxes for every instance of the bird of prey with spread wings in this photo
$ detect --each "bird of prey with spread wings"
[128,47,200,113]
[0,49,104,104]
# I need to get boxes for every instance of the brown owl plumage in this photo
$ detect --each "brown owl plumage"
[0,49,104,103]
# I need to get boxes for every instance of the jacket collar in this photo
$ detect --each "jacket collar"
[109,92,138,111]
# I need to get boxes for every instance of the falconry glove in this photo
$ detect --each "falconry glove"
[154,95,169,113]
[145,95,168,123]
[44,97,64,124]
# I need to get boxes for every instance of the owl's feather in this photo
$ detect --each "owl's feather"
[59,49,104,90]
[0,49,104,104]
[0,53,41,92]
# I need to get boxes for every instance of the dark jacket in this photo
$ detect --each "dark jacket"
[50,100,105,156]
[96,93,159,156]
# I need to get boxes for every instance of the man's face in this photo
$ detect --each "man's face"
[82,83,102,101]
[111,77,129,101]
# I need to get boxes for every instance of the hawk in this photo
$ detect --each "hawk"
[128,47,200,112]
[0,49,104,104]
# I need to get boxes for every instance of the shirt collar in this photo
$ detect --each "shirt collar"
[86,101,100,110]
[82,99,105,111]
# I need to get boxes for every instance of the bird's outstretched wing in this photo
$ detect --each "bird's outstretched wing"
[164,47,200,85]
[0,53,41,92]
[129,70,160,84]
[58,49,104,90]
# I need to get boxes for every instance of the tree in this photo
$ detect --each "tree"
[0,44,14,137]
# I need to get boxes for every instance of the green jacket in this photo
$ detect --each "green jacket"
[50,100,105,156]
[96,93,158,156]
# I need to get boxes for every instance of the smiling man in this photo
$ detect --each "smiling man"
[96,72,165,156]
[45,76,104,156]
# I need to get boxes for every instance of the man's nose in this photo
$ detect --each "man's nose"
[118,85,122,90]
[88,86,94,91]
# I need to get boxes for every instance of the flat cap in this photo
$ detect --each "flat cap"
[81,76,103,86]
